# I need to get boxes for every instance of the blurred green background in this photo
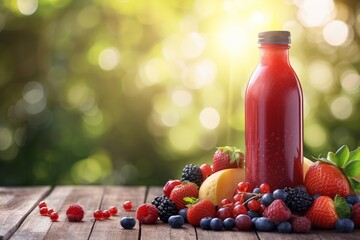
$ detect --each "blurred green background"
[1,0,360,186]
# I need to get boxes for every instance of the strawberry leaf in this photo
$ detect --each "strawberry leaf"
[334,195,351,219]
[348,178,360,193]
[334,145,349,168]
[184,197,199,207]
[349,147,360,161]
[315,157,337,166]
[343,160,360,178]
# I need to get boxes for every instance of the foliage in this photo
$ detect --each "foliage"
[1,0,360,186]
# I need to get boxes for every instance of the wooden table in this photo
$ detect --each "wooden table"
[0,186,359,240]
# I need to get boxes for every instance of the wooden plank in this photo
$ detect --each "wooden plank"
[316,229,360,240]
[43,186,104,240]
[197,229,259,240]
[141,187,198,240]
[10,186,74,240]
[88,186,146,240]
[0,186,51,240]
[257,231,320,240]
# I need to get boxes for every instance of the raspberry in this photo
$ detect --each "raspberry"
[123,201,133,211]
[136,203,159,224]
[263,199,291,222]
[292,216,311,233]
[109,206,118,216]
[66,204,84,222]
[50,212,59,222]
[352,202,360,228]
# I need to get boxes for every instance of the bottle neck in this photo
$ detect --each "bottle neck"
[259,44,290,65]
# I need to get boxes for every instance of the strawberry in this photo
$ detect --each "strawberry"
[186,198,216,226]
[136,203,159,224]
[352,202,360,228]
[305,145,360,198]
[170,182,198,210]
[304,195,352,229]
[263,199,291,222]
[212,146,244,173]
[66,204,84,222]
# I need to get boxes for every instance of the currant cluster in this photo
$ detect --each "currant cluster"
[93,206,119,220]
[38,201,59,222]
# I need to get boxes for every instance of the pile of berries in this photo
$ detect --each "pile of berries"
[38,201,59,222]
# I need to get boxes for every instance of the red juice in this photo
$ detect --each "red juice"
[245,31,303,190]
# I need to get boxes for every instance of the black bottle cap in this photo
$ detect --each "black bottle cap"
[258,31,291,44]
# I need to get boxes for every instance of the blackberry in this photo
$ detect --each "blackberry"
[284,187,313,213]
[151,195,177,222]
[181,164,202,187]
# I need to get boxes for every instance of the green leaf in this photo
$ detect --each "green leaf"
[334,195,351,219]
[315,157,337,166]
[184,197,199,207]
[334,145,350,168]
[349,147,360,161]
[349,178,360,193]
[343,160,360,178]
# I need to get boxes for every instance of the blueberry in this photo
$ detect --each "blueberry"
[336,218,354,233]
[261,193,275,206]
[247,210,261,219]
[273,189,287,201]
[120,217,136,229]
[277,222,292,233]
[178,208,188,223]
[251,217,258,228]
[210,218,223,231]
[245,193,253,201]
[346,194,360,205]
[168,215,184,228]
[223,218,235,230]
[255,217,275,232]
[200,217,212,230]
[253,188,261,194]
[312,194,321,200]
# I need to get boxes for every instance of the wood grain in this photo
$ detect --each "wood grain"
[257,231,320,240]
[43,186,104,240]
[88,186,146,240]
[10,186,74,240]
[315,229,360,240]
[197,229,259,240]
[0,186,51,240]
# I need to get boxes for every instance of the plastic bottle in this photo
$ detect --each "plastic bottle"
[245,31,303,190]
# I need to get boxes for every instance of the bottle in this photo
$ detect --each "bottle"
[245,31,303,190]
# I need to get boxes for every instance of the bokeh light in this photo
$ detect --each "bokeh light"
[1,0,360,186]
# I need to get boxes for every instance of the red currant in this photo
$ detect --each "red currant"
[94,210,103,220]
[237,182,249,192]
[109,206,118,216]
[123,201,133,211]
[163,180,182,197]
[258,204,266,214]
[39,201,47,209]
[50,212,59,222]
[47,208,54,215]
[220,198,232,207]
[232,204,247,218]
[40,207,48,216]
[247,199,261,211]
[102,210,110,220]
[259,183,270,194]
[233,193,246,204]
[200,164,212,180]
